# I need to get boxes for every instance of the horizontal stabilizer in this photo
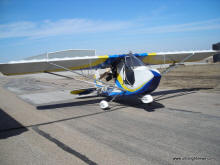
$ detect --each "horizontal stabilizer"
[70,88,96,95]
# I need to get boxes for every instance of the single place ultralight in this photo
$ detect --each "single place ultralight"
[0,45,219,109]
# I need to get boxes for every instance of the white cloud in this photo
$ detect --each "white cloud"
[0,18,131,39]
[0,18,220,39]
[132,19,220,34]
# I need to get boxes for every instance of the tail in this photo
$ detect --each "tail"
[70,88,96,95]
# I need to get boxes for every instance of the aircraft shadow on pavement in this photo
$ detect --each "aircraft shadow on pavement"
[113,96,164,112]
[37,98,104,110]
[152,87,212,101]
[0,108,28,139]
[37,96,164,112]
[108,87,209,111]
[36,88,211,112]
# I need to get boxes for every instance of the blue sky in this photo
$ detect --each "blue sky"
[0,0,220,62]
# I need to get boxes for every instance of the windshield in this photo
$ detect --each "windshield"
[124,52,146,68]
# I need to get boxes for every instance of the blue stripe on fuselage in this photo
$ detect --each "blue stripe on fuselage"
[108,69,161,96]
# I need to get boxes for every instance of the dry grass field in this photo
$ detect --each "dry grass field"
[159,64,220,92]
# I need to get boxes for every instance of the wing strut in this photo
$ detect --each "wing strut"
[47,61,127,92]
[44,71,74,79]
[47,61,98,85]
[161,52,196,75]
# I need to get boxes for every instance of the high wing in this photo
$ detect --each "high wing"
[0,50,219,76]
[0,55,110,76]
[138,50,219,64]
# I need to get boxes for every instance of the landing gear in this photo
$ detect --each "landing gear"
[99,94,118,110]
[141,94,153,104]
[99,100,109,110]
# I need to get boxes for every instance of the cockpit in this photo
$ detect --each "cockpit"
[123,53,146,86]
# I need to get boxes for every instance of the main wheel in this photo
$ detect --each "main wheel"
[100,100,109,110]
[141,95,153,104]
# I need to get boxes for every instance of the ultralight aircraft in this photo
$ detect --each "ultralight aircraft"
[0,46,219,109]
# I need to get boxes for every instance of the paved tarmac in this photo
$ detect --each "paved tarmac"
[0,73,220,165]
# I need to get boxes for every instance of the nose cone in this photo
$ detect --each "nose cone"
[151,69,161,78]
[146,69,161,93]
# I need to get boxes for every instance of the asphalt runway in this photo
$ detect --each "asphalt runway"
[0,72,220,165]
